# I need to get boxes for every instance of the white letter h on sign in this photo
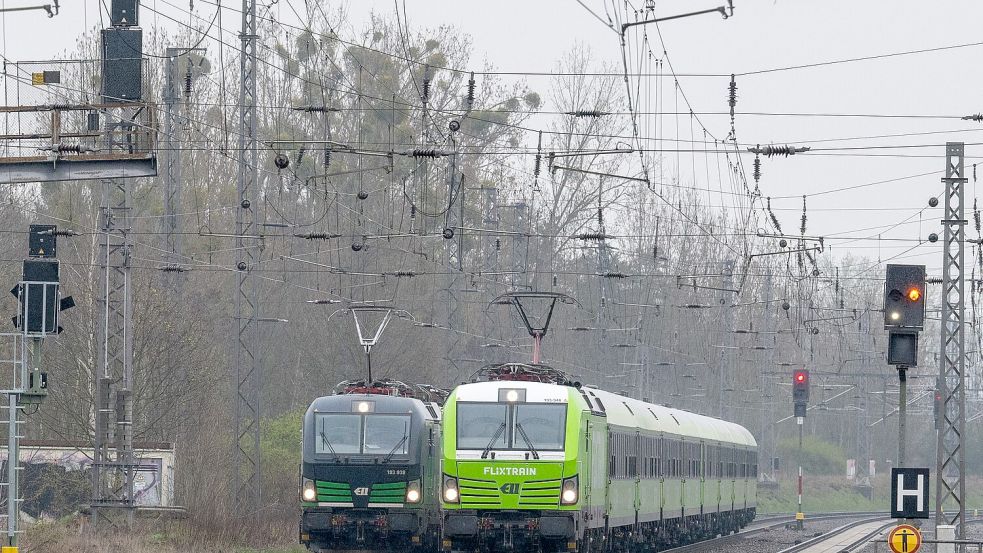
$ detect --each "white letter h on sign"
[896,473,925,512]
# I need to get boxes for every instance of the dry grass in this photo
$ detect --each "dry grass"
[20,516,306,553]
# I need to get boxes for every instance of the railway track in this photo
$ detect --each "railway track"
[776,517,893,553]
[660,512,887,553]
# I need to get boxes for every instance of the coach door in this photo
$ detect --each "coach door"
[585,418,607,528]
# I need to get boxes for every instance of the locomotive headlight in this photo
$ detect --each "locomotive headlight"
[442,475,459,503]
[560,475,578,505]
[406,480,422,503]
[301,478,317,502]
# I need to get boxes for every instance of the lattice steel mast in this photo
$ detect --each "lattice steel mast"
[91,178,136,526]
[935,142,966,535]
[162,49,184,276]
[233,0,262,508]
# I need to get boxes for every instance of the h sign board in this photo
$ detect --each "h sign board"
[891,468,930,519]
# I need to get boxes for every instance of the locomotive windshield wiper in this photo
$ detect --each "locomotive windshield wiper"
[320,431,340,461]
[480,423,507,459]
[381,432,409,464]
[514,422,540,460]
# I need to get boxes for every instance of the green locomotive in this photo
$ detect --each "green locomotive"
[440,364,757,552]
[300,381,444,552]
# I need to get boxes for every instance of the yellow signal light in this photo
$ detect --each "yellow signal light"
[907,288,921,302]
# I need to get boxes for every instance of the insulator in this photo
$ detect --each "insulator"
[565,110,609,118]
[161,265,186,272]
[576,232,608,241]
[766,197,783,234]
[800,195,807,235]
[422,67,432,104]
[495,238,501,251]
[292,105,340,113]
[410,204,417,218]
[296,232,341,240]
[602,272,627,279]
[752,155,761,183]
[324,148,331,168]
[749,144,810,158]
[297,146,306,165]
[49,143,92,154]
[466,72,475,108]
[962,114,983,122]
[975,199,981,233]
[184,68,193,96]
[392,271,416,277]
[411,148,441,158]
[728,74,737,117]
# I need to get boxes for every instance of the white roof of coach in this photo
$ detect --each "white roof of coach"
[584,387,756,447]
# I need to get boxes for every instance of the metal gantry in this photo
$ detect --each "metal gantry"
[233,0,262,510]
[935,142,966,534]
[91,178,136,526]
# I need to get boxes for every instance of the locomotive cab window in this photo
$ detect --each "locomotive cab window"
[315,414,361,454]
[314,412,411,456]
[456,401,567,451]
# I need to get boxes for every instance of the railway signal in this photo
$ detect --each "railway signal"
[882,264,926,469]
[883,264,926,330]
[792,369,809,418]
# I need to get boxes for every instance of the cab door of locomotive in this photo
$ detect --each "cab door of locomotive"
[583,415,607,528]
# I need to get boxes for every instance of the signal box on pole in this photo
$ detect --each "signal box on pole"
[884,264,926,330]
[792,369,809,418]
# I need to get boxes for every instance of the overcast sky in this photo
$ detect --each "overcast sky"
[4,0,983,274]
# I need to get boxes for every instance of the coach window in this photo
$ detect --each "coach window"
[673,440,680,477]
[655,437,662,478]
[668,441,674,478]
[608,434,615,478]
[700,443,705,478]
[663,441,670,477]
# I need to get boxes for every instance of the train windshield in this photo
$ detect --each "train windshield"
[364,415,410,455]
[457,403,508,450]
[514,404,566,450]
[314,413,411,456]
[456,402,566,451]
[315,414,361,454]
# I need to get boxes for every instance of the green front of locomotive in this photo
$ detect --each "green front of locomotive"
[299,394,442,552]
[441,381,599,553]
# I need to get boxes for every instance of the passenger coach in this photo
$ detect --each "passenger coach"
[440,364,757,553]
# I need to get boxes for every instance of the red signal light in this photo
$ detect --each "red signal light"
[795,372,807,383]
[907,287,921,302]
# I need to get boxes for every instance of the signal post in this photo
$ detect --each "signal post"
[3,225,73,551]
[792,369,809,529]
[883,264,926,468]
